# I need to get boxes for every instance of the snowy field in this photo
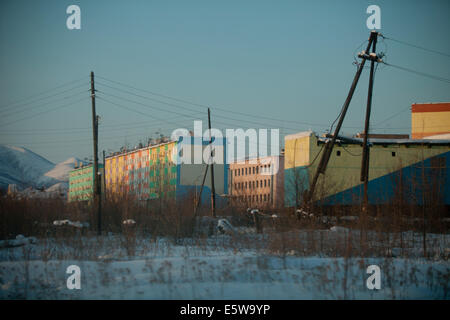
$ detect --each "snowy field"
[0,229,449,300]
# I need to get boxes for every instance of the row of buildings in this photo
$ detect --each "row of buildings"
[69,137,229,205]
[69,102,450,207]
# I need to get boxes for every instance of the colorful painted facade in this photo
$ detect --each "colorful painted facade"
[284,131,450,206]
[105,141,177,200]
[104,137,228,205]
[411,102,450,139]
[68,164,104,202]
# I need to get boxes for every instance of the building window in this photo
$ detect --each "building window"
[337,150,341,156]
[392,152,396,157]
[264,180,267,187]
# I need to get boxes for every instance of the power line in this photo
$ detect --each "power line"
[95,74,347,128]
[0,116,198,135]
[97,77,362,132]
[0,77,88,110]
[0,117,197,136]
[96,81,204,114]
[330,59,380,134]
[212,114,302,132]
[381,34,450,59]
[0,83,89,117]
[97,95,203,128]
[341,144,362,157]
[0,89,88,119]
[3,130,167,146]
[382,61,450,84]
[372,106,410,127]
[97,90,204,120]
[1,97,89,128]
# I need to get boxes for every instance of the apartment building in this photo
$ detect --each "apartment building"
[68,163,104,202]
[104,136,228,205]
[228,155,284,208]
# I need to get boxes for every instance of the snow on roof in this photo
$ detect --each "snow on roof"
[318,134,450,145]
[422,133,450,140]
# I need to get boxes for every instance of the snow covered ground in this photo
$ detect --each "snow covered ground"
[0,230,448,300]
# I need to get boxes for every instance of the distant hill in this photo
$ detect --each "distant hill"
[43,157,81,182]
[0,145,85,193]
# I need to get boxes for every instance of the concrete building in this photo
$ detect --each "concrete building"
[68,163,104,202]
[104,137,228,205]
[228,155,284,208]
[284,131,450,206]
[411,102,450,139]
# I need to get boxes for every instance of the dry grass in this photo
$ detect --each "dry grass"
[0,172,448,261]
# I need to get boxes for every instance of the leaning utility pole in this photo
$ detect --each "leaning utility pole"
[208,108,217,217]
[306,31,380,209]
[90,71,101,235]
[194,164,209,217]
[360,32,378,210]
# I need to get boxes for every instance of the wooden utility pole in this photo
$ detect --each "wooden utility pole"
[90,71,101,235]
[360,31,378,209]
[306,31,380,208]
[208,108,216,217]
[103,150,107,200]
[194,165,209,217]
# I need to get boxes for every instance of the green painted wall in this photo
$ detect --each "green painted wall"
[68,164,104,202]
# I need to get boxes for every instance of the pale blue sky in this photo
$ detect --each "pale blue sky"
[1,0,449,163]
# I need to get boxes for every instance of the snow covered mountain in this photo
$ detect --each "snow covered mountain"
[42,157,80,182]
[0,145,84,192]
